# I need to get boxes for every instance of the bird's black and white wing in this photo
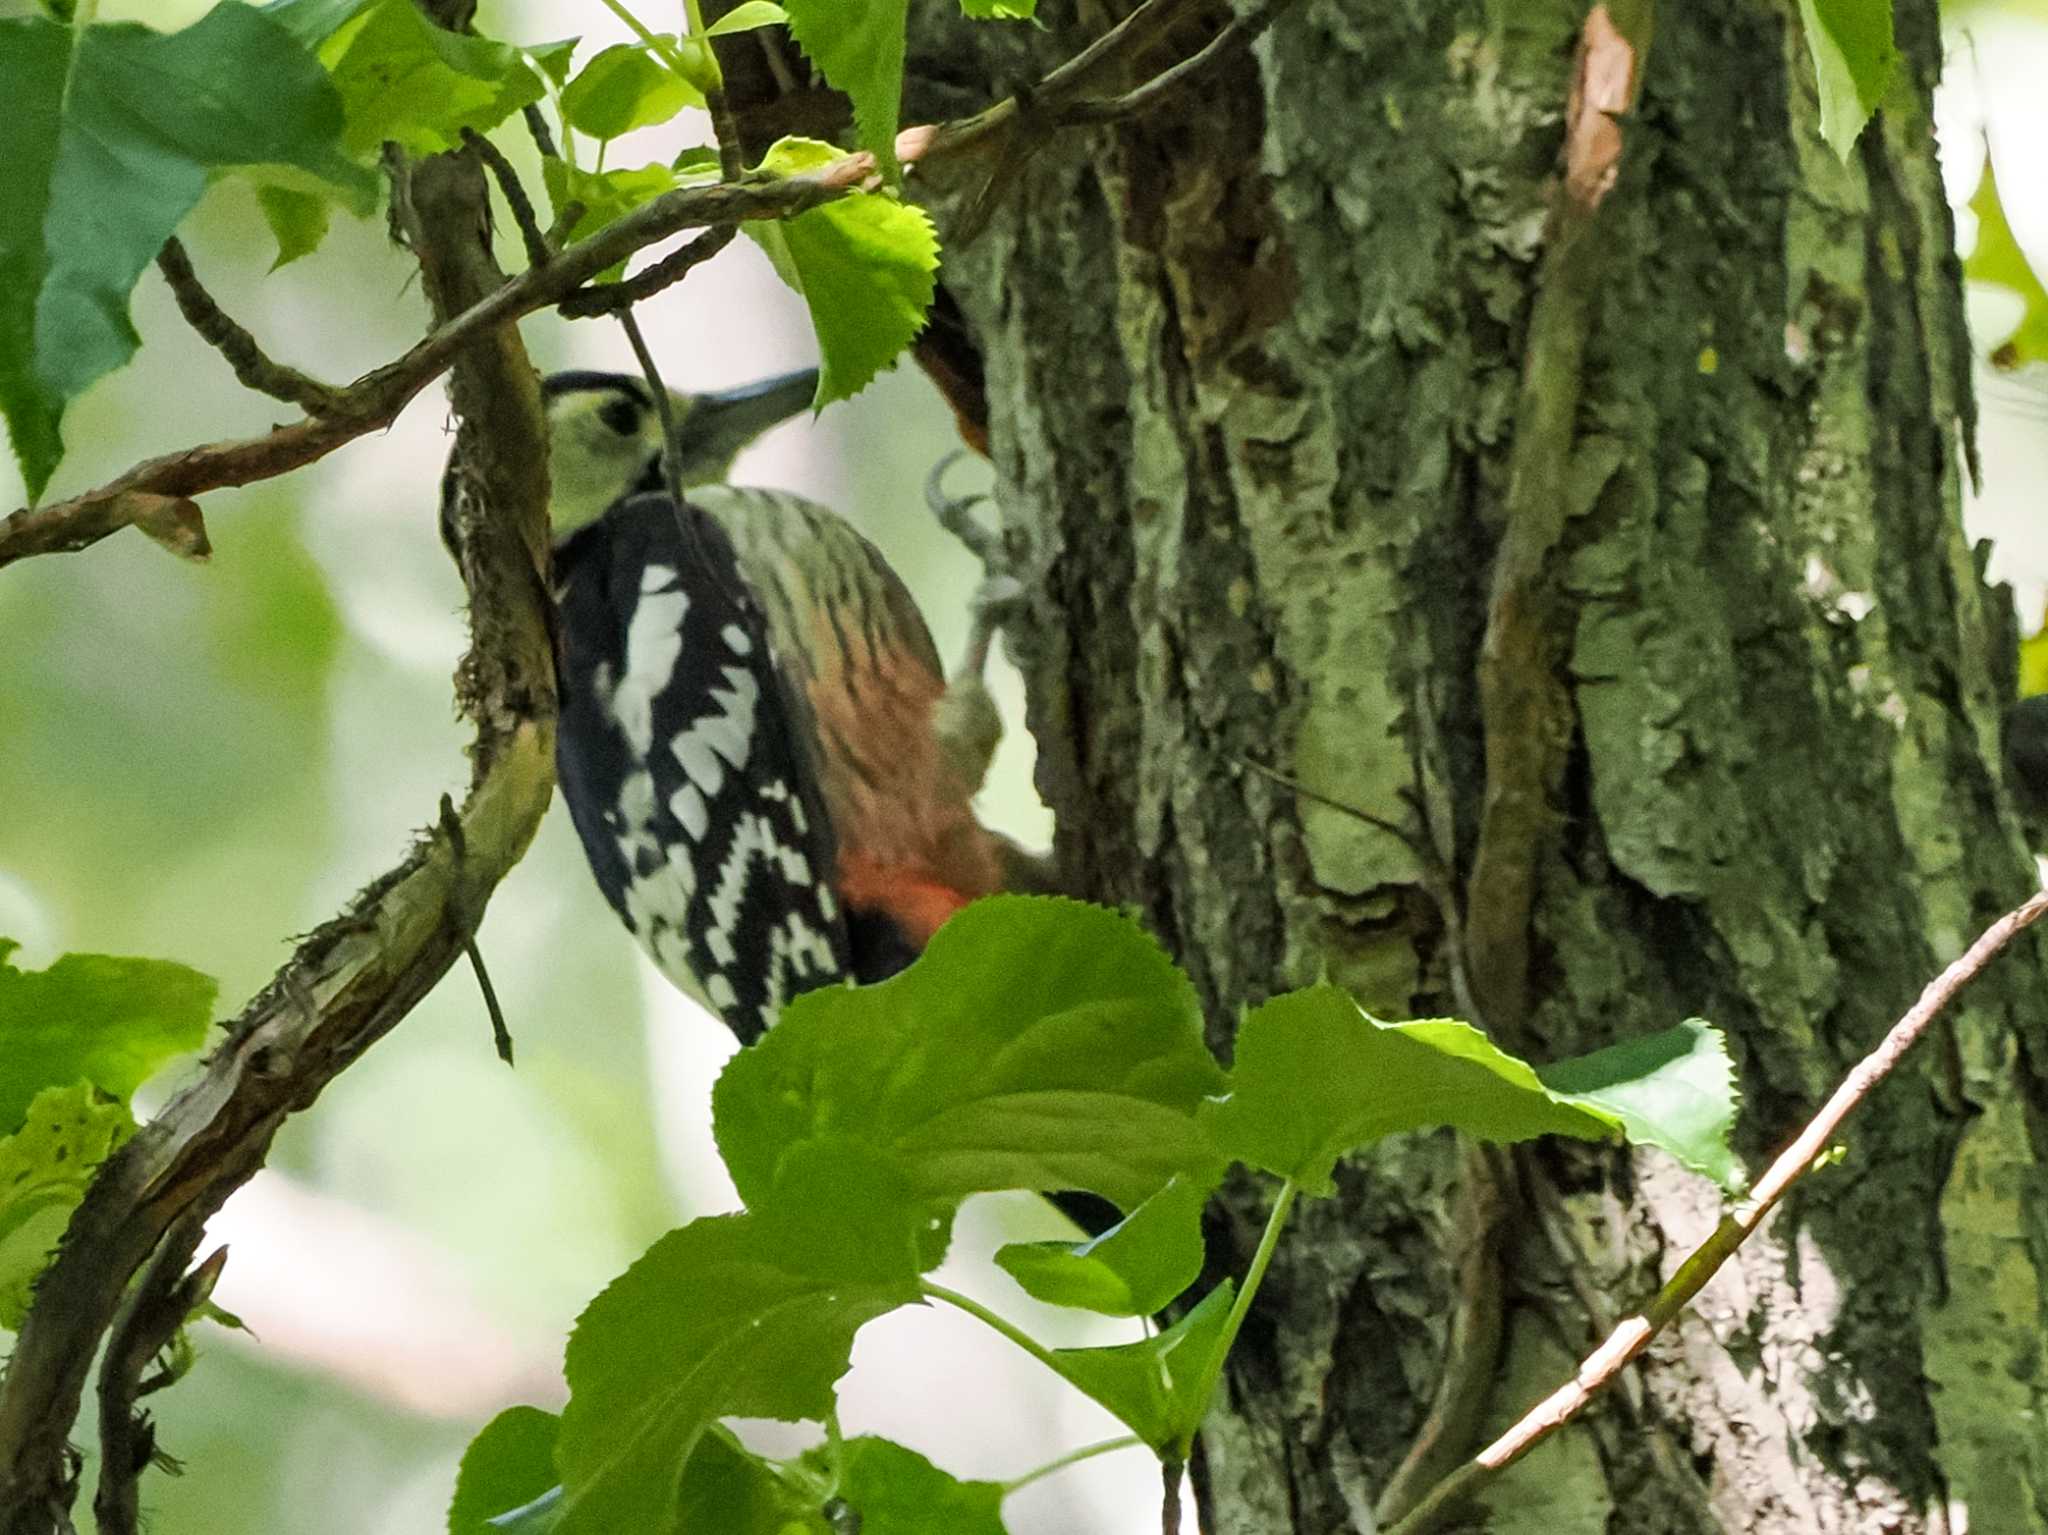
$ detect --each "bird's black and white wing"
[552,490,851,1042]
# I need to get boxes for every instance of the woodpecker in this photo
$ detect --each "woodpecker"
[538,368,1013,1041]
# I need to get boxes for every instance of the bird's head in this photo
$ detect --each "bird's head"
[542,367,818,535]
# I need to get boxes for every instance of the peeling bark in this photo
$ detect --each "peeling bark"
[905,0,2046,1529]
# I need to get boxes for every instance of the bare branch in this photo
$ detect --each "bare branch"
[557,226,738,318]
[0,134,559,1535]
[154,238,344,415]
[1386,885,2048,1535]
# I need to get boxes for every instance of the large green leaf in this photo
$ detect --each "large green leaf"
[1536,1018,1744,1192]
[995,1170,1213,1317]
[449,1407,562,1535]
[0,6,373,500]
[311,0,545,156]
[0,1083,133,1329]
[793,1436,1008,1534]
[0,940,214,1134]
[744,136,938,406]
[1795,0,1897,158]
[1211,987,1643,1195]
[1968,159,2048,372]
[560,41,700,142]
[541,159,684,254]
[779,0,906,178]
[713,895,1225,1218]
[1042,1282,1235,1452]
[552,1147,924,1534]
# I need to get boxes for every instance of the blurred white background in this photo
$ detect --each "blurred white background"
[2,3,2046,1532]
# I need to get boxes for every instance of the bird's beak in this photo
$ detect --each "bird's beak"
[674,367,820,470]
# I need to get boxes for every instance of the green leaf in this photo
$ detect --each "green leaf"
[553,1196,920,1534]
[256,185,332,270]
[1043,1282,1235,1451]
[714,895,1225,1219]
[540,159,685,279]
[0,6,374,500]
[995,1171,1213,1317]
[743,136,938,406]
[0,940,215,1135]
[1207,986,1625,1195]
[451,1407,562,1535]
[312,0,545,156]
[0,1083,133,1329]
[1537,1018,1744,1193]
[707,1,790,36]
[561,41,700,142]
[959,0,1036,16]
[527,37,579,86]
[1968,160,2048,371]
[779,0,906,178]
[1795,0,1897,158]
[794,1436,1007,1534]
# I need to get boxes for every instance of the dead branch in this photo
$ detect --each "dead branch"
[1386,885,2048,1535]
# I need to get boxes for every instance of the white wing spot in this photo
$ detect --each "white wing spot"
[670,783,709,841]
[610,567,686,756]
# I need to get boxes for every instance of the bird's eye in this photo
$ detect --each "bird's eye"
[597,397,642,437]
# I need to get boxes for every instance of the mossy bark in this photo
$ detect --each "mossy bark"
[901,1,2046,1529]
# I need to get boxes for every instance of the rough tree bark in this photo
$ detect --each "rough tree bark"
[887,2,2046,1530]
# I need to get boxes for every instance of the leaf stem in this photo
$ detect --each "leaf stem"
[921,1281,1065,1378]
[1182,1179,1297,1451]
[1001,1435,1144,1495]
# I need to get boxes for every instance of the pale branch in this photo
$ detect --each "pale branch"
[1386,884,2048,1535]
[154,238,344,416]
[0,135,560,1535]
[0,0,1280,572]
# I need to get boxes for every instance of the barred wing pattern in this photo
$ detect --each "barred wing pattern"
[553,491,851,1043]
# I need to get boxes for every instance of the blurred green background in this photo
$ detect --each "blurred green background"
[4,2,2048,1532]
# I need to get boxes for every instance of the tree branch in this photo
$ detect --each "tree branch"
[154,238,345,415]
[1386,885,2048,1535]
[0,0,1276,572]
[91,1211,214,1535]
[0,136,560,1535]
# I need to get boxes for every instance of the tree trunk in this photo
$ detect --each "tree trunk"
[901,1,2048,1530]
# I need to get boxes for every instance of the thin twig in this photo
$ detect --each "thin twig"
[154,238,343,415]
[462,127,552,268]
[440,793,515,1066]
[1386,884,2048,1535]
[615,308,681,507]
[1057,0,1298,125]
[91,1211,212,1535]
[521,101,560,161]
[558,226,738,318]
